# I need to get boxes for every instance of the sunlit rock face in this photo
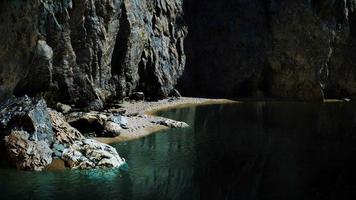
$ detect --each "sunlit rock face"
[111,0,187,99]
[0,0,186,106]
[181,0,356,101]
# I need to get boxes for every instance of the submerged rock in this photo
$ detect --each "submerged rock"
[5,131,53,171]
[62,139,125,169]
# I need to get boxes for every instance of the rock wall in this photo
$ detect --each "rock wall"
[0,0,186,107]
[2,0,356,103]
[180,0,356,101]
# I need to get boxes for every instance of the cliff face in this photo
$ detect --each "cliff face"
[1,0,356,104]
[0,0,186,107]
[181,0,356,101]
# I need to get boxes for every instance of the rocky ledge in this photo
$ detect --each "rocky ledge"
[0,96,127,171]
[0,95,194,171]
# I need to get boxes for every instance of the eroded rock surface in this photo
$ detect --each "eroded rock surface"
[49,109,84,145]
[67,111,128,137]
[0,96,127,171]
[0,0,186,106]
[62,139,125,169]
[4,130,53,171]
[0,96,53,143]
[0,97,53,170]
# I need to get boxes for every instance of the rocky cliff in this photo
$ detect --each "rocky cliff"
[0,0,186,107]
[1,0,356,104]
[180,0,356,101]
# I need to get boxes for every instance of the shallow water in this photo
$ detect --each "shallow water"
[2,102,356,200]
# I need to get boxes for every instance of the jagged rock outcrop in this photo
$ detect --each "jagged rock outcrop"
[0,96,54,143]
[0,0,186,106]
[0,96,54,170]
[66,111,128,137]
[0,96,126,170]
[62,139,126,169]
[49,109,85,145]
[111,0,187,99]
[5,130,53,171]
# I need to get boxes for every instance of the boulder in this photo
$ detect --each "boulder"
[101,122,122,137]
[4,130,53,171]
[49,109,84,145]
[0,96,53,143]
[66,112,108,135]
[62,139,125,169]
[108,115,128,129]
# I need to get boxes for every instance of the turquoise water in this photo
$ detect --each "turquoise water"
[1,102,356,200]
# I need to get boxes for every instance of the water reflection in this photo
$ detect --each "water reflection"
[123,102,356,200]
[1,102,356,200]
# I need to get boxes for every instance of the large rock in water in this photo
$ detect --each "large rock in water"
[0,96,53,143]
[0,0,186,106]
[4,131,53,171]
[0,96,54,170]
[62,139,126,169]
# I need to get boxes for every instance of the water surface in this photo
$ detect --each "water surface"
[1,102,356,200]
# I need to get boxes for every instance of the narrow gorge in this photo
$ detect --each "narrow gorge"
[2,0,356,106]
[2,1,356,199]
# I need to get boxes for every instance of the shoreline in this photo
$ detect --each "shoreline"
[94,97,347,145]
[45,97,237,171]
[94,97,238,145]
[44,97,347,171]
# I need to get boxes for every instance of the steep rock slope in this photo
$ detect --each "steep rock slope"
[0,0,186,107]
[181,0,356,101]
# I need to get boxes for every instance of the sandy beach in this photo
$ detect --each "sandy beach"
[94,97,238,144]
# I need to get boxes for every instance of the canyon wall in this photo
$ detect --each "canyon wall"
[180,0,356,101]
[0,0,186,108]
[1,0,356,104]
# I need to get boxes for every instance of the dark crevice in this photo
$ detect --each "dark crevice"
[111,3,129,76]
[111,3,130,98]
